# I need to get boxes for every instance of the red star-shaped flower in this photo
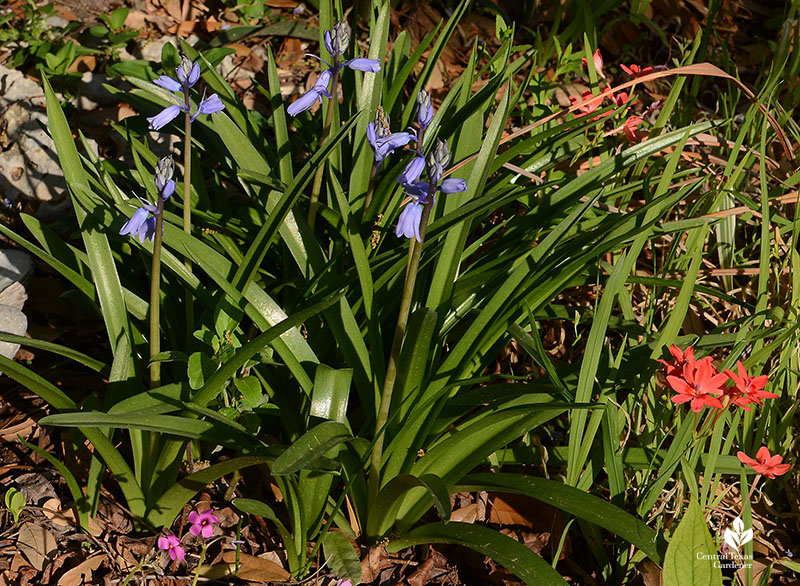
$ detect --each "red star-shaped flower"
[737,446,791,479]
[667,357,727,412]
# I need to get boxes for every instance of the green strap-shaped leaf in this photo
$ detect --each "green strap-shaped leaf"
[42,73,132,369]
[458,473,667,565]
[271,421,351,476]
[387,522,568,586]
[310,364,353,423]
[321,530,362,584]
[148,457,272,528]
[0,333,105,373]
[366,473,451,540]
[663,499,723,586]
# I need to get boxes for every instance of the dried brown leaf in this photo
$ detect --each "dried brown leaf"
[16,522,57,571]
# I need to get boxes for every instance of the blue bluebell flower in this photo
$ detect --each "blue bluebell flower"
[147,55,225,130]
[120,198,158,243]
[287,69,333,117]
[396,155,425,184]
[287,21,380,117]
[394,139,467,242]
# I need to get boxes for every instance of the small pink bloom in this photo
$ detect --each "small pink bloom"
[337,581,353,586]
[724,361,776,410]
[569,90,612,119]
[737,446,791,479]
[582,49,605,79]
[611,91,631,107]
[667,358,727,412]
[158,534,185,563]
[188,509,219,539]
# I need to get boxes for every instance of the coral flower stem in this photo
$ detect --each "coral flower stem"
[368,179,436,503]
[149,197,166,387]
[308,65,339,230]
[182,97,194,336]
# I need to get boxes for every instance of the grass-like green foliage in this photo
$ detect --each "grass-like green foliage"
[2,0,798,584]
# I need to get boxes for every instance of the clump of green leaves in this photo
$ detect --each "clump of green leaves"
[88,6,139,58]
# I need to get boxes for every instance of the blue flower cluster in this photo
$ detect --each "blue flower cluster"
[147,56,226,130]
[366,90,467,242]
[287,22,381,117]
[120,156,175,242]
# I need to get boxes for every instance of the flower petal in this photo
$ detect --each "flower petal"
[287,89,322,117]
[147,104,183,130]
[346,58,381,73]
[396,156,425,184]
[153,75,181,92]
[440,178,467,194]
[395,202,423,242]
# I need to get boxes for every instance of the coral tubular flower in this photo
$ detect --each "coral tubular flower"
[621,63,654,77]
[581,49,605,79]
[658,344,700,378]
[158,534,185,563]
[188,509,219,539]
[569,90,609,118]
[667,358,727,412]
[737,446,791,479]
[724,361,776,409]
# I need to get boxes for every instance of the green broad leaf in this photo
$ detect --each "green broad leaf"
[109,5,128,30]
[663,499,723,586]
[367,473,451,540]
[187,352,216,390]
[388,522,568,586]
[271,421,351,476]
[458,473,667,565]
[321,530,362,584]
[4,487,26,525]
[148,457,272,528]
[309,364,352,422]
[192,290,341,407]
[233,377,263,410]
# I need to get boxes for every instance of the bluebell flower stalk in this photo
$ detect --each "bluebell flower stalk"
[286,21,381,228]
[148,54,226,334]
[117,155,174,387]
[369,135,466,505]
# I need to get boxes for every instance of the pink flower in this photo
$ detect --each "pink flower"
[581,49,605,79]
[724,361,777,411]
[737,446,791,479]
[667,357,727,412]
[158,534,185,563]
[569,90,611,119]
[188,509,219,539]
[621,63,654,77]
[337,581,353,586]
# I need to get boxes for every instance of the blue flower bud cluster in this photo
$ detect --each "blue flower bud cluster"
[287,21,381,117]
[366,90,467,242]
[148,55,226,130]
[120,156,175,242]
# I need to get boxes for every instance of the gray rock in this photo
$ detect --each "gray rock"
[0,281,27,310]
[0,64,97,213]
[0,249,32,293]
[0,304,27,359]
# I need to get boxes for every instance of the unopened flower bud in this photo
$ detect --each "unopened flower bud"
[416,89,434,129]
[325,21,350,57]
[427,138,451,183]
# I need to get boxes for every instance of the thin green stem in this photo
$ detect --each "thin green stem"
[367,183,436,504]
[191,541,208,586]
[182,105,194,336]
[308,66,339,230]
[149,197,166,388]
[120,558,148,586]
